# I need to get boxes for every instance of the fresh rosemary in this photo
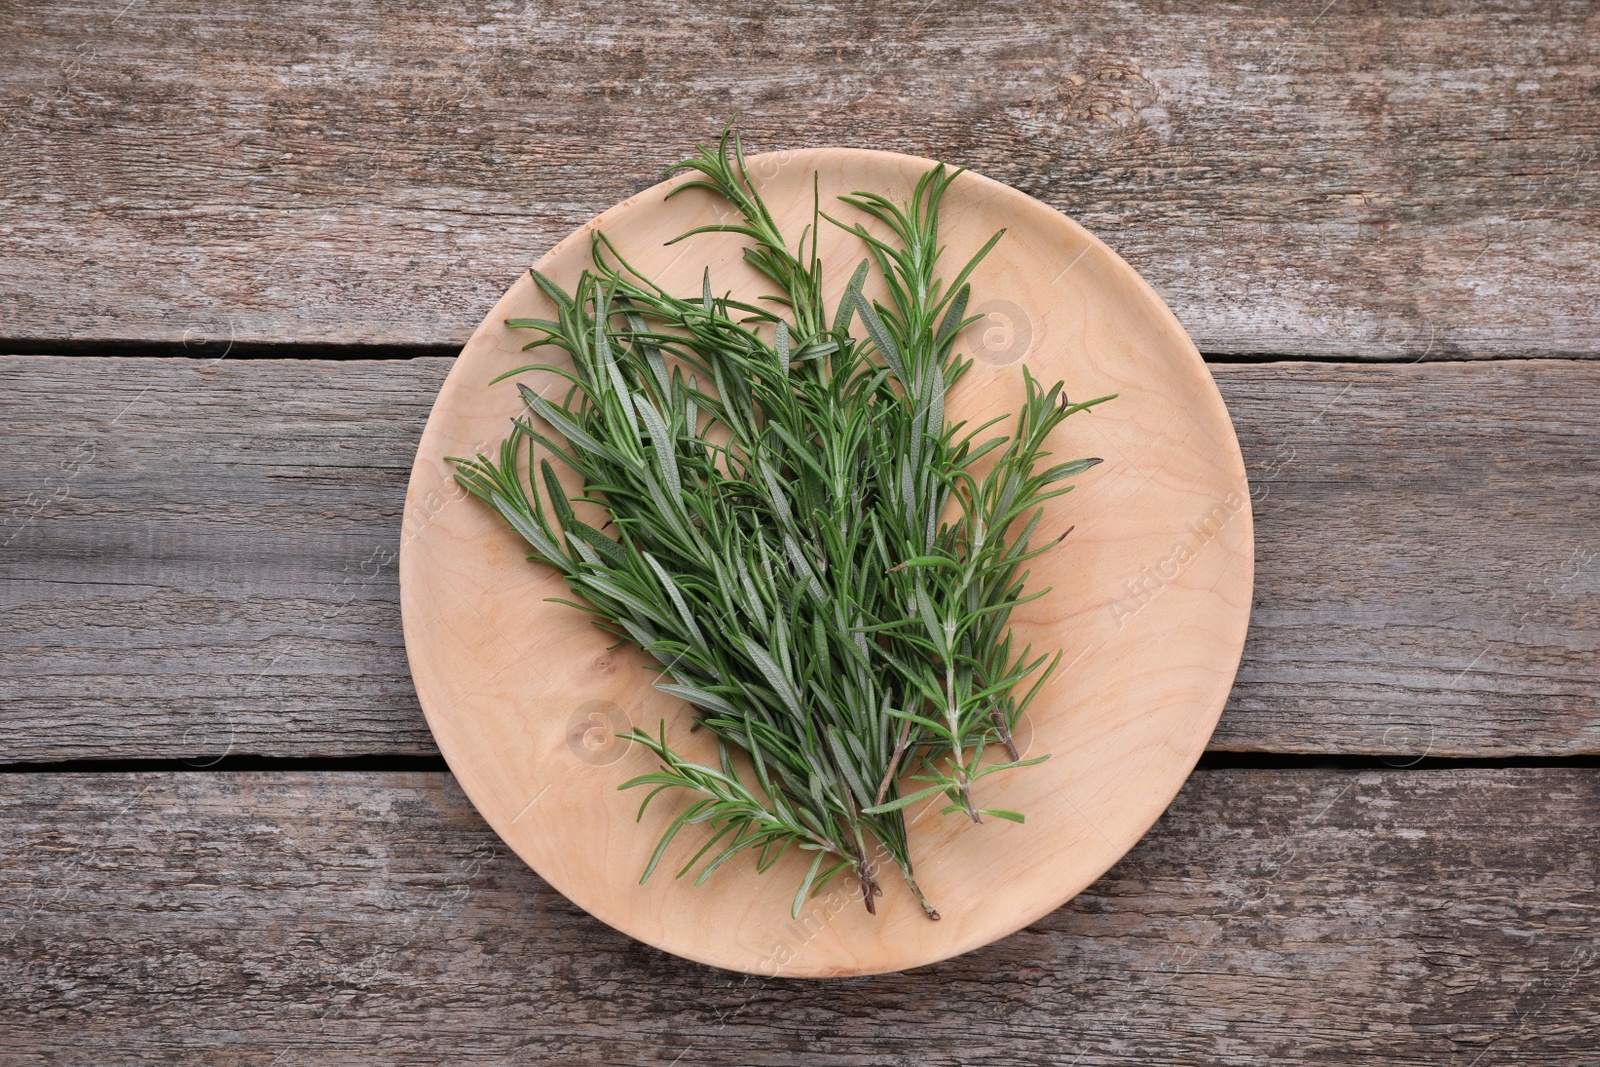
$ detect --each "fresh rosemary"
[452,127,1113,919]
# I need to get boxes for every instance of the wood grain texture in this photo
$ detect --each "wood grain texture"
[2,0,1598,358]
[1,767,1595,1063]
[2,356,1595,762]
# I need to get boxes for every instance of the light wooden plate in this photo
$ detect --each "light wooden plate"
[400,147,1253,977]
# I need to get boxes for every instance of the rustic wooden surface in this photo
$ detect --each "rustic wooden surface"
[2,0,1597,1056]
[2,356,1593,762]
[2,768,1595,1064]
[2,0,1599,359]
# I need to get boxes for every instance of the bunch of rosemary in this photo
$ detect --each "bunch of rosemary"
[452,128,1112,919]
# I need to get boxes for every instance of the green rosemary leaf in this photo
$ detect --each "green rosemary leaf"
[643,552,705,645]
[501,318,563,333]
[934,282,970,356]
[739,635,805,721]
[969,753,1052,781]
[678,820,741,880]
[792,850,827,918]
[527,267,575,312]
[853,293,910,389]
[655,682,741,717]
[810,859,852,898]
[825,727,873,809]
[861,783,949,815]
[1038,457,1103,484]
[518,385,610,460]
[539,460,574,530]
[633,395,681,498]
[565,520,629,570]
[882,706,949,735]
[775,319,790,373]
[640,798,716,883]
[833,259,871,334]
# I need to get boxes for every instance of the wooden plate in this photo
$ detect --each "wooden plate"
[400,147,1253,977]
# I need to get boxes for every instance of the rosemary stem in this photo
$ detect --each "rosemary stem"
[875,718,913,808]
[990,706,1021,762]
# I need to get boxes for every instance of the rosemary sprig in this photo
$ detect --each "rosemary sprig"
[452,125,1113,919]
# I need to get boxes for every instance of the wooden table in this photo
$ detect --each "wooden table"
[2,2,1596,1062]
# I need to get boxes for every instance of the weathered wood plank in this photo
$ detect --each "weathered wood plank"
[1225,358,1600,757]
[0,768,1594,1063]
[2,0,1597,358]
[1,355,1595,761]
